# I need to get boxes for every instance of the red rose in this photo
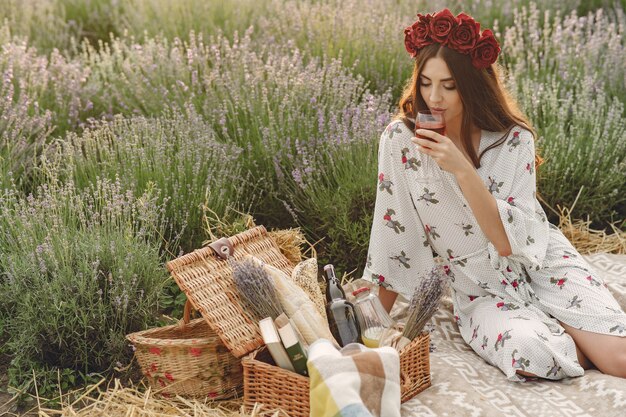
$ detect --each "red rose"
[471,29,501,69]
[403,27,416,56]
[404,13,434,56]
[413,13,433,47]
[448,13,480,53]
[429,9,457,44]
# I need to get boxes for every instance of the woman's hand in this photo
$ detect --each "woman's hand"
[412,129,473,177]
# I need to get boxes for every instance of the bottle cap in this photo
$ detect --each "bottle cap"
[352,287,370,297]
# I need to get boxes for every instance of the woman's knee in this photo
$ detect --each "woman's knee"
[596,349,626,378]
[558,320,626,377]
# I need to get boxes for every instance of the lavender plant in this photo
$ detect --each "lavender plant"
[255,0,610,99]
[0,33,94,135]
[0,178,170,397]
[42,109,246,251]
[503,4,626,223]
[280,94,393,272]
[503,4,625,102]
[0,1,73,54]
[0,62,53,190]
[120,0,268,44]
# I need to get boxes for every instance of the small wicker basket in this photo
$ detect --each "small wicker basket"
[126,301,242,399]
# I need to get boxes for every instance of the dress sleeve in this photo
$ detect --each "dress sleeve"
[488,128,550,271]
[363,121,436,299]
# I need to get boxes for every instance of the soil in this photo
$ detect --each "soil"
[0,355,38,417]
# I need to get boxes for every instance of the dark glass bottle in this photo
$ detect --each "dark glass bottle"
[323,264,361,347]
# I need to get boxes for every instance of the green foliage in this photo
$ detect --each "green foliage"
[0,179,170,395]
[7,359,102,407]
[60,0,124,47]
[284,139,381,275]
[503,4,626,224]
[42,110,246,251]
[120,0,269,44]
[159,280,188,322]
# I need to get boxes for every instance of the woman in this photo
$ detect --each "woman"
[364,8,626,381]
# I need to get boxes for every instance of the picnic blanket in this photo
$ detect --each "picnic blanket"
[307,338,401,417]
[348,253,626,417]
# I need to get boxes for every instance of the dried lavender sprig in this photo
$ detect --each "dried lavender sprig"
[231,257,283,320]
[402,265,448,340]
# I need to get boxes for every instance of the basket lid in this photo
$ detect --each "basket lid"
[165,225,295,358]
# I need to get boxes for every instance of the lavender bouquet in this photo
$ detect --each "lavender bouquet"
[231,256,283,320]
[400,265,448,345]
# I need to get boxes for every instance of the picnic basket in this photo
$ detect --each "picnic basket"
[243,331,430,416]
[164,225,431,413]
[126,300,242,399]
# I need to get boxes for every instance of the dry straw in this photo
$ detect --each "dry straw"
[42,379,284,417]
[538,188,625,255]
[268,228,312,264]
[557,205,625,255]
[202,206,316,264]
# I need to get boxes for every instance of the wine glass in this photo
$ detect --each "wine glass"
[415,110,446,141]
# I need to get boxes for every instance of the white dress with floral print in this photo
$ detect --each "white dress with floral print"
[364,120,626,382]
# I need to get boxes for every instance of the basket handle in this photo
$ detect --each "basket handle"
[182,299,193,325]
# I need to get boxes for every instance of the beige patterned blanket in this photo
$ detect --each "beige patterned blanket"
[354,253,626,417]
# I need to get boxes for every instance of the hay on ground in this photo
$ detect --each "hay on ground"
[557,205,625,255]
[46,379,285,417]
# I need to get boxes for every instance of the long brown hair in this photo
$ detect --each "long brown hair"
[398,44,543,169]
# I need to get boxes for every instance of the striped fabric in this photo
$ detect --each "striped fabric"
[307,339,401,417]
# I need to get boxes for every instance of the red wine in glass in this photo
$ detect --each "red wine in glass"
[416,110,446,141]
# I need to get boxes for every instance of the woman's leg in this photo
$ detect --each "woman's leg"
[526,229,626,377]
[515,341,593,378]
[558,320,626,378]
[459,296,585,381]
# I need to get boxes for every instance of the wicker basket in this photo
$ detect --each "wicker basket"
[126,301,242,399]
[162,225,431,411]
[165,226,294,358]
[242,332,431,416]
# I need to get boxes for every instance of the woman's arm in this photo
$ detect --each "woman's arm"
[413,129,512,256]
[455,168,512,256]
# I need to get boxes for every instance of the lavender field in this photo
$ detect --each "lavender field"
[0,0,624,405]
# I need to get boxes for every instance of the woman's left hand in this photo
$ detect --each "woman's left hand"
[412,129,473,177]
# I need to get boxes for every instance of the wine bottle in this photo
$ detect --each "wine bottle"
[323,264,361,347]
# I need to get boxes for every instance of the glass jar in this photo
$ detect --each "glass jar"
[352,287,395,348]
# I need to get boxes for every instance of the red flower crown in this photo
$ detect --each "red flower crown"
[404,9,501,69]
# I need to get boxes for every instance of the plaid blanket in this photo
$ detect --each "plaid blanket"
[307,339,401,417]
